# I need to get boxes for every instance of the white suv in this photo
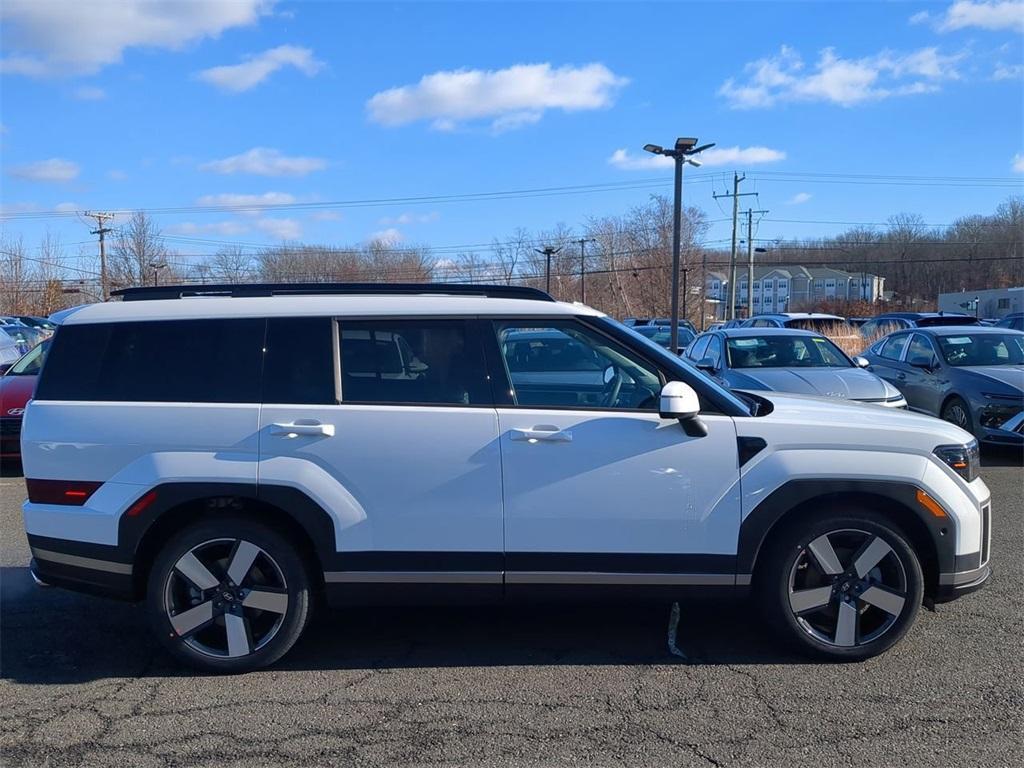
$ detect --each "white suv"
[21,284,992,672]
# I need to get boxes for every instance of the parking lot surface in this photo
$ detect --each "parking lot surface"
[2,453,1021,767]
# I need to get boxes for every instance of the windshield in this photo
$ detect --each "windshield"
[936,333,1024,366]
[632,326,695,348]
[7,339,50,376]
[727,335,850,368]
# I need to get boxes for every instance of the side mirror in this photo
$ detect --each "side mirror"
[696,357,717,373]
[659,381,707,437]
[908,356,934,371]
[853,356,870,368]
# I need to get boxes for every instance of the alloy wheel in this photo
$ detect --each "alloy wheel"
[788,528,908,648]
[946,403,969,430]
[163,538,289,659]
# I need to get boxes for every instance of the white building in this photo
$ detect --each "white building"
[704,266,885,320]
[938,287,1023,319]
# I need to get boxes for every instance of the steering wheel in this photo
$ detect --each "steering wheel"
[602,367,624,408]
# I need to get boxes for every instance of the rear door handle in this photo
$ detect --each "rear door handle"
[510,426,572,443]
[271,422,335,437]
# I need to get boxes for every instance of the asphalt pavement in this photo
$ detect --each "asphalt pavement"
[1,451,1021,767]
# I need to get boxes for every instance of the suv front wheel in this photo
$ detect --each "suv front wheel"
[758,509,924,661]
[147,517,312,673]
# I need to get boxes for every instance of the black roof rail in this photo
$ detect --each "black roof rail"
[111,282,555,302]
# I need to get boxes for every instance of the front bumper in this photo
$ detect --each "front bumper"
[976,401,1024,445]
[934,563,992,603]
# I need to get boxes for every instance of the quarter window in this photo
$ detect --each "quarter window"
[494,321,662,410]
[338,320,487,405]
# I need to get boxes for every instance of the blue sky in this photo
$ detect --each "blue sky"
[1,0,1022,268]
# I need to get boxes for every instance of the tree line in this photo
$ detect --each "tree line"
[1,196,1020,322]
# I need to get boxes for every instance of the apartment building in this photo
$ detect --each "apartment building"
[705,266,885,319]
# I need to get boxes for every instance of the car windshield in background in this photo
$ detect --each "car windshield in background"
[6,339,50,376]
[727,335,850,368]
[785,318,853,333]
[632,326,694,348]
[936,333,1024,367]
[917,316,978,327]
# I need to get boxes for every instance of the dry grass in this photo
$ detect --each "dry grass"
[817,321,898,358]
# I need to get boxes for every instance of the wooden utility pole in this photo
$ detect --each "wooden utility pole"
[85,211,115,300]
[745,208,768,317]
[713,175,755,320]
[575,238,594,303]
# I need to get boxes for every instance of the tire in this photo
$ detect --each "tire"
[941,395,974,437]
[146,516,312,673]
[757,508,924,661]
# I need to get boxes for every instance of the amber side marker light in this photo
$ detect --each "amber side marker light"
[916,489,947,518]
[125,489,158,517]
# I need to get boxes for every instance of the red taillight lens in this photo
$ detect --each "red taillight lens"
[26,479,103,506]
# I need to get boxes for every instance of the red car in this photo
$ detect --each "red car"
[0,340,48,463]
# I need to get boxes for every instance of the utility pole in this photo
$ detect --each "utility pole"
[713,175,756,320]
[575,238,594,303]
[85,211,115,300]
[745,209,769,318]
[535,246,561,295]
[642,138,714,351]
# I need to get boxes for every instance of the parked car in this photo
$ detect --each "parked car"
[2,324,47,356]
[0,329,23,374]
[630,324,696,354]
[23,282,991,672]
[683,329,906,407]
[13,316,57,332]
[0,339,49,463]
[623,317,697,334]
[859,312,979,339]
[994,313,1023,331]
[741,312,858,334]
[862,327,1023,445]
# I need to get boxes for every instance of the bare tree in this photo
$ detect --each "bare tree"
[208,246,255,283]
[110,211,170,289]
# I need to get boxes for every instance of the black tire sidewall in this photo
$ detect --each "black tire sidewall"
[759,509,924,661]
[942,395,974,437]
[146,516,311,674]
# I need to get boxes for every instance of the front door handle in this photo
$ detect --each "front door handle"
[271,422,335,437]
[510,426,573,443]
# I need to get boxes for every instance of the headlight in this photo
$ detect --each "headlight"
[934,440,980,483]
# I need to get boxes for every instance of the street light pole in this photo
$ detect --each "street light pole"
[575,238,594,303]
[643,138,714,353]
[535,246,561,295]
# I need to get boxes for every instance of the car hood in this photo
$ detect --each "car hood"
[957,366,1024,393]
[739,390,974,449]
[0,374,37,416]
[729,367,893,401]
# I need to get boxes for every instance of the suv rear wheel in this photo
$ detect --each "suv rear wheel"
[758,509,924,661]
[147,517,312,673]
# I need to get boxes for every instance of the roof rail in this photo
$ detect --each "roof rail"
[111,282,555,302]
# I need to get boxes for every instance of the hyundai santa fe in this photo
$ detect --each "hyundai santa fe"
[21,283,992,672]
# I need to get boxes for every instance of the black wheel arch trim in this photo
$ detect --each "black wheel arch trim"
[739,478,958,591]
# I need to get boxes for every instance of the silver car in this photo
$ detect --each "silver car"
[684,328,907,407]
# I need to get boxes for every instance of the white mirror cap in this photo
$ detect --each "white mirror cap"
[659,380,700,418]
[853,355,870,368]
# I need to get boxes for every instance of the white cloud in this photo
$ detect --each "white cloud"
[367,227,404,243]
[719,45,964,109]
[936,1,1024,32]
[107,169,128,181]
[909,10,932,24]
[378,211,440,226]
[1013,153,1024,173]
[0,0,273,77]
[165,220,250,237]
[196,191,297,214]
[196,45,323,92]
[367,62,628,131]
[8,157,80,182]
[73,85,106,100]
[53,201,79,212]
[199,147,327,176]
[255,217,301,240]
[787,192,813,205]
[993,63,1024,79]
[608,146,785,170]
[309,210,342,222]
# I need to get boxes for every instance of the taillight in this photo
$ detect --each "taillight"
[26,479,103,505]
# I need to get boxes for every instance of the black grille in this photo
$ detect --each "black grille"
[0,418,21,437]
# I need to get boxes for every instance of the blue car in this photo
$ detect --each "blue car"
[684,328,907,407]
[862,326,1024,445]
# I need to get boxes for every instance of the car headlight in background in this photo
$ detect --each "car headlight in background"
[934,440,980,483]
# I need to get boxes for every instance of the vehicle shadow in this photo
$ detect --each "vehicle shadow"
[1,565,808,685]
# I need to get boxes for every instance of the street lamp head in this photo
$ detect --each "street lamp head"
[685,157,702,168]
[675,137,698,150]
[643,143,663,155]
[689,142,716,155]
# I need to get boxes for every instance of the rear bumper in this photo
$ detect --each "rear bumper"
[28,535,135,600]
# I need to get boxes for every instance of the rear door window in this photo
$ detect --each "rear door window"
[337,320,488,405]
